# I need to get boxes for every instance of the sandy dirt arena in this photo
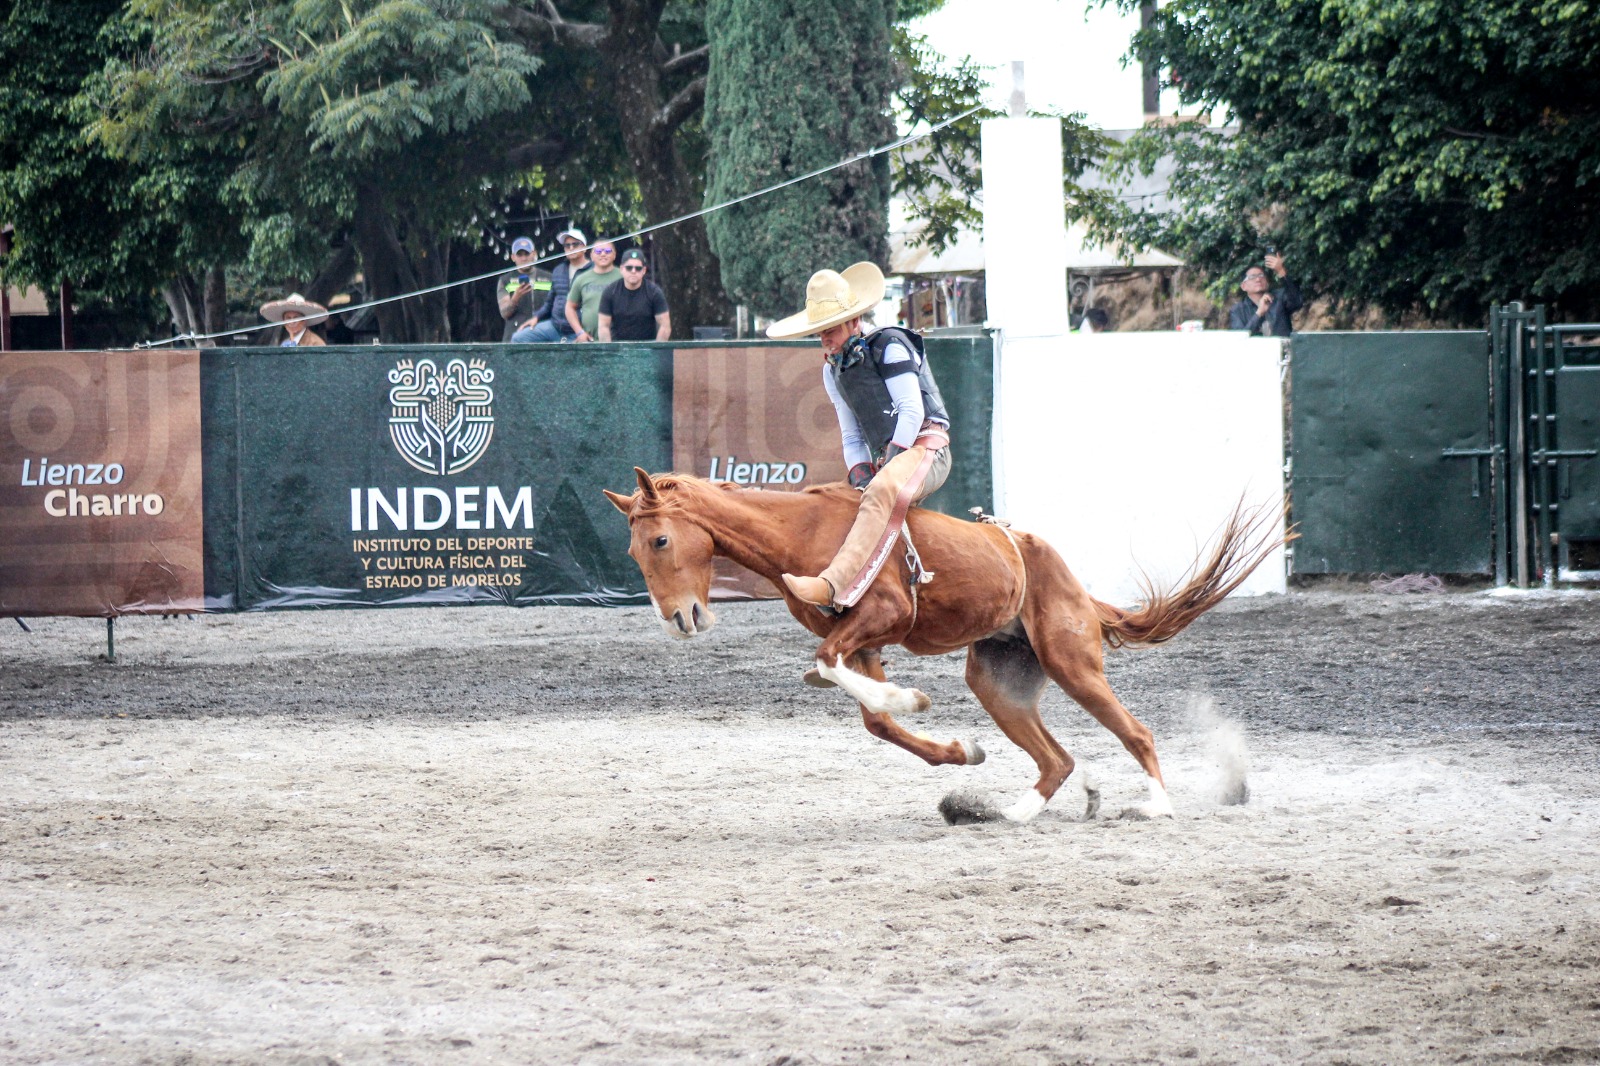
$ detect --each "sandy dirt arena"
[2,588,1598,1065]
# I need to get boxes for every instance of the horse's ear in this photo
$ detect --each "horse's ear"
[634,467,660,502]
[602,489,635,515]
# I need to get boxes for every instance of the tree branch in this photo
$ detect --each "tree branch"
[304,243,359,308]
[1444,126,1511,143]
[654,75,705,135]
[493,3,605,50]
[661,44,708,79]
[505,135,575,171]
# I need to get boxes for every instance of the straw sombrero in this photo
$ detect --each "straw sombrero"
[259,293,329,326]
[766,262,885,339]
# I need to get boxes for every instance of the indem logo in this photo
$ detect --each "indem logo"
[387,358,495,476]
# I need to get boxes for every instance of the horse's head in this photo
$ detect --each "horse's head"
[604,468,718,639]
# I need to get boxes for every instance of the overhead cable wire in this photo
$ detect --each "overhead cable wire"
[137,104,987,348]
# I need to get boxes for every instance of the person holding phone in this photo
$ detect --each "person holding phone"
[1228,249,1302,336]
[496,237,550,341]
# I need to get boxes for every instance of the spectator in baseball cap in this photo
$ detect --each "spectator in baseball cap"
[497,237,550,342]
[600,249,671,341]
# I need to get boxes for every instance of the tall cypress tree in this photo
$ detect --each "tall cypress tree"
[702,0,896,320]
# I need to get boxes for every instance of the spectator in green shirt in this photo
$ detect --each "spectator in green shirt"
[564,240,622,341]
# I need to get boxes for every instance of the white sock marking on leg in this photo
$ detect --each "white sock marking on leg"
[1140,776,1174,818]
[1002,789,1047,824]
[815,656,924,716]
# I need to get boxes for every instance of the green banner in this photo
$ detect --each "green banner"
[921,334,994,519]
[202,344,673,609]
[104,335,996,613]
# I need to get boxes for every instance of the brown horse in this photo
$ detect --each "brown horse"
[604,469,1283,824]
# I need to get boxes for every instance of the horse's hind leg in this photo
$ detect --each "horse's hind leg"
[965,634,1081,823]
[1024,600,1174,818]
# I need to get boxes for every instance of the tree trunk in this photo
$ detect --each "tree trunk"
[203,265,227,337]
[602,0,730,337]
[353,184,450,343]
[303,244,359,309]
[160,273,210,346]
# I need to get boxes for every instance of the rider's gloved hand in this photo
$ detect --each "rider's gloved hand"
[847,462,876,489]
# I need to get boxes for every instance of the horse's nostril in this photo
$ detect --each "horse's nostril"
[691,602,704,628]
[673,609,690,634]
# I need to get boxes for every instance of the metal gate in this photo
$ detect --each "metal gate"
[1289,313,1600,585]
[1494,305,1600,585]
[1290,331,1495,575]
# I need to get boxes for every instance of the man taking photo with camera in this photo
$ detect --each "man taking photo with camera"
[1228,250,1302,337]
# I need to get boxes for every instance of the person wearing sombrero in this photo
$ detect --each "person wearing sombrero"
[260,293,328,347]
[769,262,952,613]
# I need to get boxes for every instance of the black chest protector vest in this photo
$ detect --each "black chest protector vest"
[827,326,951,461]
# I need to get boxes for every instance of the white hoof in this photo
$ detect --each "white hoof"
[960,738,986,766]
[889,687,931,715]
[1001,789,1047,824]
[1134,776,1174,819]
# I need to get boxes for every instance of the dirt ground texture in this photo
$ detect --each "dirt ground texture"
[1,588,1598,1065]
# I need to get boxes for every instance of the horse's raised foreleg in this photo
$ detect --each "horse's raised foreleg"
[813,610,931,717]
[964,634,1078,823]
[820,649,984,768]
[816,650,930,717]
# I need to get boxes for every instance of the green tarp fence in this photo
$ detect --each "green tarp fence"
[200,337,994,610]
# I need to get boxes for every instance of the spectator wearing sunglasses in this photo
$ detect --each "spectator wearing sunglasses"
[512,227,589,343]
[599,249,671,341]
[564,239,623,341]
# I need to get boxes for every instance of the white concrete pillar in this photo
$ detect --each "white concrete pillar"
[980,116,1069,338]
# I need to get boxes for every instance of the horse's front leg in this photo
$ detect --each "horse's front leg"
[819,647,985,768]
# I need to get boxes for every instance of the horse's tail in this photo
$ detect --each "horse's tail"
[1093,501,1291,649]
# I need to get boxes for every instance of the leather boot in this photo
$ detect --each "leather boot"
[781,573,834,607]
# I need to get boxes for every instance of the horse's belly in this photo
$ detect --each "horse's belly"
[901,572,1023,653]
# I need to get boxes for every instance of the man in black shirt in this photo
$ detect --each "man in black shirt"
[599,249,671,341]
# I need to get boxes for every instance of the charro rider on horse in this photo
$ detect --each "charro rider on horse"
[768,262,953,613]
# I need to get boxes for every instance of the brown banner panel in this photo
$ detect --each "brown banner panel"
[0,350,204,616]
[672,345,846,599]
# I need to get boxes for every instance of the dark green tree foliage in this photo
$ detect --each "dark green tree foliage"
[702,0,897,319]
[1094,0,1600,322]
[93,0,720,341]
[0,0,235,335]
[96,0,547,342]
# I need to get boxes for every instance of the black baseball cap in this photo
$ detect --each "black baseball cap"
[619,249,646,264]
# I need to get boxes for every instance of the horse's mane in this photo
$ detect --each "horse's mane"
[631,471,856,519]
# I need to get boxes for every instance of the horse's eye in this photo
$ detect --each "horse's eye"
[653,535,669,550]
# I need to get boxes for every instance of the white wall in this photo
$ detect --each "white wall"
[994,331,1288,604]
[980,117,1069,339]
